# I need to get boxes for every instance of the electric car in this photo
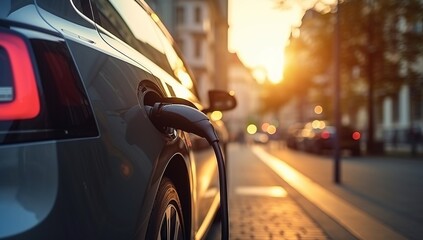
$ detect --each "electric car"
[0,0,236,239]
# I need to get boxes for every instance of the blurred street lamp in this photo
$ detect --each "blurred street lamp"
[333,0,341,184]
[365,0,376,154]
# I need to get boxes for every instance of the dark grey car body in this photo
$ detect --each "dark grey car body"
[0,0,226,239]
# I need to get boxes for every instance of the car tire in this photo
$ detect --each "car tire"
[147,177,185,240]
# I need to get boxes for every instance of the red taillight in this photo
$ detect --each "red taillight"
[321,130,331,139]
[352,131,361,140]
[0,32,40,120]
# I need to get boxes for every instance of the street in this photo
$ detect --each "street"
[208,142,423,239]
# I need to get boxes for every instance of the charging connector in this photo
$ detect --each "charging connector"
[146,103,229,240]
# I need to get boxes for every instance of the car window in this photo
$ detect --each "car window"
[92,0,173,76]
[90,0,201,102]
[36,0,94,28]
[151,18,199,98]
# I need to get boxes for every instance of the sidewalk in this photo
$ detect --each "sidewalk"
[208,143,332,239]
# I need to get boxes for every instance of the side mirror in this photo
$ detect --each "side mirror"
[203,90,237,113]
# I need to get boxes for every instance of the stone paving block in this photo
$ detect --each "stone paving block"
[228,195,330,240]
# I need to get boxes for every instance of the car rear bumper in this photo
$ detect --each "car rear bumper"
[0,142,58,239]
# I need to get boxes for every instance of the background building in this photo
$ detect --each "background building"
[146,0,229,103]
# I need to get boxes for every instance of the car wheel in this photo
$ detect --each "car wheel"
[147,177,185,240]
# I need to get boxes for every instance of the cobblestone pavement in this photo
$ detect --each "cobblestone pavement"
[229,195,329,240]
[218,143,330,240]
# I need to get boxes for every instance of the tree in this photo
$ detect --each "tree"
[273,0,423,154]
[339,0,423,152]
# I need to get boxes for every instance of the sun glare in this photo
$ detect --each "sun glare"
[229,0,294,85]
[252,67,267,84]
[249,52,285,84]
[267,54,285,84]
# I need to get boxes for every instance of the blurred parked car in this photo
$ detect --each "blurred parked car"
[285,123,304,149]
[252,132,270,144]
[0,0,236,239]
[295,121,361,156]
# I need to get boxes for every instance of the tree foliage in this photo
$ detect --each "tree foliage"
[265,0,423,118]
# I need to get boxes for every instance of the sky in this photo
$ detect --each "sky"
[228,0,305,83]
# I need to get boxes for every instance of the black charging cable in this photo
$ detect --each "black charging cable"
[211,141,229,239]
[146,103,229,240]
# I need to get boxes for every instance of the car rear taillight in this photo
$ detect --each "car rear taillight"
[0,28,98,144]
[321,130,331,139]
[0,32,40,120]
[352,131,361,140]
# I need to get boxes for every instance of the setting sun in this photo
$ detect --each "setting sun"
[229,0,303,84]
[265,52,285,83]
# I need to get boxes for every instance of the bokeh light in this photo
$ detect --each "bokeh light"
[312,120,326,129]
[261,122,270,132]
[267,125,277,135]
[247,124,258,135]
[314,105,323,114]
[210,111,223,121]
[352,131,361,140]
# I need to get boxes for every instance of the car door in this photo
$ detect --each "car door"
[33,0,175,238]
